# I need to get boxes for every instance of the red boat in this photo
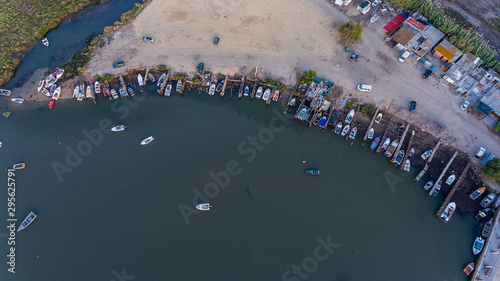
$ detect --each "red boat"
[49,98,55,109]
[53,68,60,77]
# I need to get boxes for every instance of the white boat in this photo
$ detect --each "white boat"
[345,110,355,124]
[164,84,172,96]
[17,211,37,231]
[86,85,93,99]
[0,89,12,96]
[11,98,24,104]
[196,203,211,211]
[272,90,280,101]
[262,89,271,101]
[157,73,167,89]
[473,237,485,255]
[403,159,410,172]
[138,74,143,86]
[384,139,399,158]
[42,38,49,47]
[440,202,456,223]
[176,80,183,92]
[348,127,357,140]
[209,83,216,96]
[370,13,380,23]
[341,124,350,136]
[374,113,382,123]
[94,81,101,94]
[73,85,79,99]
[56,68,64,79]
[421,150,432,160]
[334,122,342,134]
[37,79,45,92]
[52,86,61,100]
[446,175,455,185]
[111,125,126,132]
[110,89,119,100]
[367,128,374,139]
[50,84,57,96]
[77,83,85,101]
[140,136,154,146]
[381,137,391,151]
[45,74,56,87]
[255,87,263,99]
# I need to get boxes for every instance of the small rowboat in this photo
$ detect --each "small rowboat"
[148,73,156,83]
[140,136,154,146]
[262,89,271,101]
[13,163,26,169]
[348,127,357,140]
[381,137,391,151]
[94,81,101,94]
[111,125,126,132]
[138,74,143,86]
[367,128,374,139]
[17,211,37,231]
[50,84,57,96]
[127,86,135,97]
[244,86,249,96]
[345,110,354,124]
[37,79,45,92]
[0,89,12,96]
[119,87,127,98]
[482,218,493,238]
[305,169,321,176]
[49,98,55,109]
[480,193,496,208]
[370,135,381,150]
[196,203,211,211]
[272,90,280,101]
[472,237,485,255]
[463,262,474,276]
[102,83,109,97]
[424,181,433,191]
[110,89,119,100]
[408,148,414,157]
[11,98,24,104]
[440,202,455,223]
[56,68,64,79]
[42,38,49,47]
[176,80,183,92]
[73,85,79,99]
[209,83,216,96]
[470,187,485,200]
[334,122,342,134]
[403,159,410,172]
[393,150,405,165]
[374,113,382,123]
[255,87,263,99]
[421,150,432,160]
[165,84,172,96]
[341,124,350,136]
[446,174,455,185]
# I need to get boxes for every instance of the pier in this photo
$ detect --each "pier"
[426,139,442,164]
[220,74,228,97]
[435,163,471,219]
[428,151,458,195]
[309,108,319,127]
[376,118,393,153]
[471,210,500,280]
[363,107,379,140]
[119,75,128,96]
[144,68,150,85]
[294,97,307,119]
[238,76,245,98]
[395,123,410,152]
[400,130,416,171]
[251,80,257,99]
[414,164,428,182]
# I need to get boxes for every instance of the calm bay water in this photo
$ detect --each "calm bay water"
[1,87,477,280]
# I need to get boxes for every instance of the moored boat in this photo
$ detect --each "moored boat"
[157,73,167,92]
[77,83,85,101]
[52,86,61,100]
[94,81,101,94]
[341,124,350,136]
[13,163,26,169]
[334,122,342,134]
[0,89,12,96]
[56,68,64,79]
[11,98,24,104]
[374,113,382,123]
[196,203,211,211]
[446,174,455,185]
[370,13,380,23]
[424,181,433,191]
[73,85,79,99]
[345,110,355,124]
[140,136,154,146]
[255,87,263,99]
[86,85,93,99]
[305,169,321,176]
[102,83,110,97]
[45,74,56,87]
[119,87,127,98]
[127,86,135,97]
[384,139,399,158]
[48,98,55,109]
[381,137,391,151]
[393,150,404,165]
[396,125,405,138]
[319,116,327,128]
[110,89,119,100]
[165,84,172,96]
[138,74,143,86]
[176,80,183,92]
[148,73,156,83]
[42,88,50,97]
[421,150,432,160]
[209,83,216,96]
[493,195,500,209]
[403,159,410,172]
[463,262,475,276]
[367,128,374,139]
[429,182,441,197]
[370,135,381,150]
[408,148,414,157]
[482,218,493,238]
[272,90,280,101]
[50,84,57,96]
[470,187,485,200]
[472,237,485,255]
[348,127,357,140]
[37,79,45,92]
[480,192,496,208]
[475,208,491,220]
[42,37,49,47]
[244,86,249,96]
[17,211,37,231]
[440,202,456,222]
[111,125,126,132]
[262,89,271,101]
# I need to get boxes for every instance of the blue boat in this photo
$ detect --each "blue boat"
[127,86,135,97]
[305,169,321,176]
[119,87,127,97]
[319,116,327,128]
[370,135,381,150]
[17,211,37,232]
[243,86,249,96]
[429,182,441,197]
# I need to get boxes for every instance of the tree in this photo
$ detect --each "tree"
[483,158,500,181]
[300,70,316,84]
[338,20,364,44]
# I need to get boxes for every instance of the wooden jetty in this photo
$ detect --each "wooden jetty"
[426,139,442,164]
[376,118,393,153]
[119,75,128,96]
[414,164,428,182]
[363,107,379,140]
[351,105,361,125]
[400,130,416,171]
[395,123,410,153]
[238,76,245,98]
[428,151,458,196]
[220,75,228,97]
[250,80,258,99]
[414,139,442,181]
[266,89,272,105]
[179,78,186,94]
[435,163,471,219]
[308,109,319,127]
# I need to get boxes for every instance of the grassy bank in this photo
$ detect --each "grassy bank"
[0,0,99,87]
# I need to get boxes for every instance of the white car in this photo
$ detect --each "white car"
[399,51,410,62]
[357,84,372,92]
[474,147,485,160]
[460,101,470,110]
[371,0,380,6]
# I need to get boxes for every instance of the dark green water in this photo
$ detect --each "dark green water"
[1,86,477,280]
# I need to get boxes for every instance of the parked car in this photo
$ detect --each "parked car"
[474,147,485,160]
[409,101,417,112]
[349,52,359,62]
[112,61,125,68]
[213,37,220,45]
[399,51,410,62]
[422,69,432,79]
[142,36,154,43]
[198,63,204,72]
[356,84,372,92]
[371,0,380,6]
[460,100,470,110]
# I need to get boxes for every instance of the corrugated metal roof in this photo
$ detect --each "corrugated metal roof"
[434,40,462,61]
[384,14,407,35]
[391,25,417,46]
[405,18,427,31]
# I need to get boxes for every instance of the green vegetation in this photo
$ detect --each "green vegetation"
[361,105,376,115]
[493,7,498,12]
[63,49,90,79]
[192,75,201,83]
[387,0,500,72]
[0,0,99,86]
[102,73,115,83]
[338,20,364,44]
[300,70,316,84]
[483,158,500,181]
[345,102,358,109]
[174,73,185,80]
[265,78,285,93]
[493,120,500,132]
[158,65,168,72]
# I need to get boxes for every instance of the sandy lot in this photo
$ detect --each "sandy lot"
[84,0,500,164]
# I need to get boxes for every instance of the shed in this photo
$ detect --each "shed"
[481,153,497,166]
[433,39,463,63]
[383,14,407,36]
[357,1,371,14]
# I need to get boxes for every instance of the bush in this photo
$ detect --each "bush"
[300,70,316,84]
[102,73,115,82]
[483,158,500,181]
[338,20,364,44]
[158,65,168,72]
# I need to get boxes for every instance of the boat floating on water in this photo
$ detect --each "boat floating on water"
[42,37,49,47]
[341,124,350,136]
[196,203,211,211]
[445,174,455,185]
[348,127,357,140]
[262,89,271,101]
[255,86,263,99]
[17,211,37,232]
[127,86,135,97]
[470,187,485,200]
[424,181,433,191]
[176,80,183,92]
[440,202,456,223]
[140,136,154,146]
[334,122,342,134]
[138,74,143,86]
[408,148,414,157]
[482,218,493,238]
[463,262,475,276]
[94,81,101,94]
[272,90,280,101]
[13,163,26,169]
[209,83,216,96]
[148,73,156,83]
[244,86,249,96]
[384,139,398,158]
[421,150,432,160]
[305,169,321,176]
[119,87,128,98]
[0,89,12,96]
[393,150,404,165]
[381,137,391,151]
[367,128,374,139]
[49,98,55,109]
[165,84,172,96]
[480,192,496,208]
[475,208,491,220]
[472,237,485,255]
[11,98,24,104]
[111,125,126,132]
[429,182,441,197]
[345,110,354,124]
[370,135,381,150]
[110,89,119,100]
[403,159,410,172]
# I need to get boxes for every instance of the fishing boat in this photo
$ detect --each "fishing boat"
[148,73,156,83]
[138,74,143,86]
[176,80,183,92]
[127,86,135,97]
[119,87,127,98]
[86,85,93,99]
[0,89,12,96]
[424,181,433,191]
[334,122,342,134]
[196,203,211,211]
[319,116,327,128]
[48,98,55,109]
[288,97,296,107]
[470,187,485,200]
[41,88,50,97]
[13,163,26,169]
[446,175,455,185]
[367,128,374,139]
[94,81,101,94]
[374,113,382,123]
[52,86,61,100]
[262,89,271,101]
[370,13,380,23]
[110,89,119,100]
[73,85,79,99]
[56,68,64,79]
[215,80,223,93]
[37,79,45,92]
[42,37,49,47]
[476,208,491,220]
[463,263,474,276]
[381,137,391,151]
[209,83,216,96]
[11,98,24,104]
[384,139,399,158]
[370,135,381,150]
[255,87,263,99]
[272,90,280,101]
[157,73,167,90]
[396,125,405,138]
[244,86,249,96]
[102,83,109,97]
[341,124,350,136]
[429,182,441,197]
[472,237,485,255]
[17,211,37,232]
[393,150,404,165]
[111,125,126,132]
[348,127,357,140]
[305,169,321,176]
[440,202,456,222]
[421,150,432,160]
[50,84,57,96]
[480,193,496,208]
[140,136,154,146]
[483,218,493,238]
[403,159,410,172]
[164,84,172,96]
[345,110,355,124]
[53,68,59,77]
[45,74,56,87]
[408,148,414,157]
[77,84,85,101]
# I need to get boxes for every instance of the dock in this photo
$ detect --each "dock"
[220,75,228,97]
[180,78,186,94]
[351,105,361,125]
[471,209,500,280]
[400,130,416,171]
[294,97,307,119]
[363,107,379,140]
[238,76,245,98]
[435,163,471,219]
[251,80,257,99]
[414,164,428,182]
[119,75,128,96]
[308,109,319,127]
[376,118,393,153]
[426,139,442,164]
[394,123,410,154]
[144,68,150,85]
[428,151,458,195]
